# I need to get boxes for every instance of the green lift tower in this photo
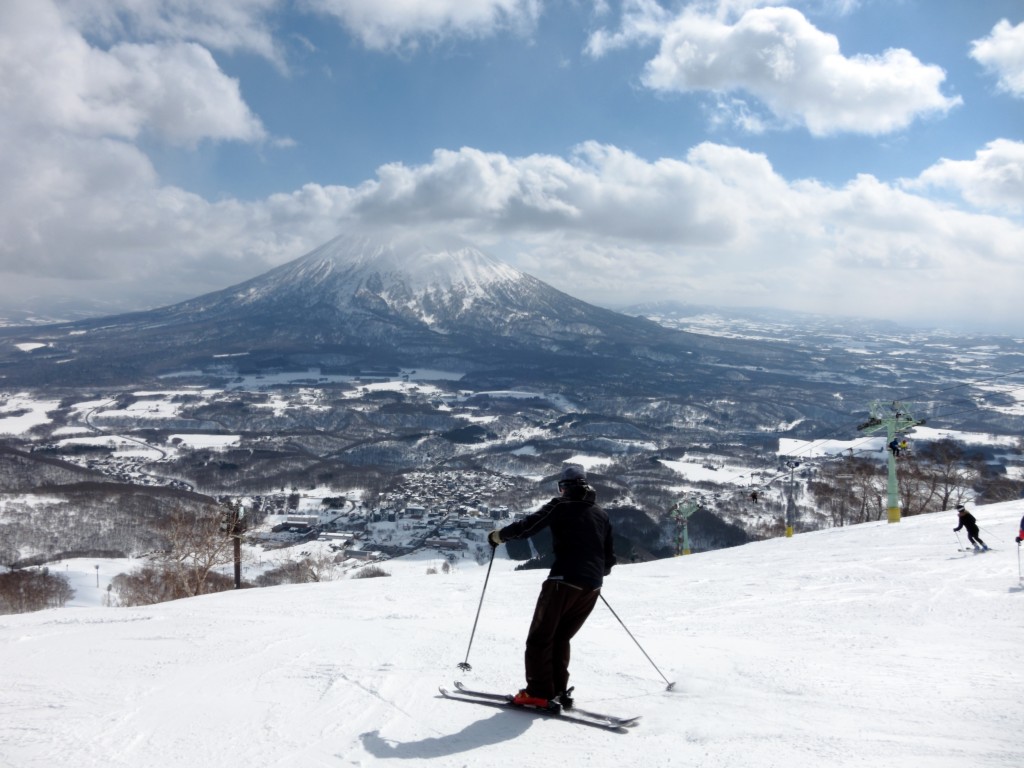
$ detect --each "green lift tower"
[670,499,700,555]
[856,400,925,523]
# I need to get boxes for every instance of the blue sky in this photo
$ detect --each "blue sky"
[1,0,1023,333]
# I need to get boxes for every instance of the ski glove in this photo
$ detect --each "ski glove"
[487,530,502,548]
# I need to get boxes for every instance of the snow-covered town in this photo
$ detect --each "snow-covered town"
[246,470,515,565]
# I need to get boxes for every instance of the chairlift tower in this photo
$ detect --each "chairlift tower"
[670,499,699,556]
[222,500,246,588]
[783,459,801,537]
[856,401,925,523]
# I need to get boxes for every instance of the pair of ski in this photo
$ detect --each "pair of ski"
[439,681,639,732]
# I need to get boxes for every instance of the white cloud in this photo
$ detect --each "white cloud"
[300,0,542,51]
[306,142,1024,330]
[56,0,553,62]
[0,0,277,297]
[55,0,285,66]
[3,135,1021,332]
[907,139,1024,214]
[353,143,742,245]
[109,42,268,146]
[589,5,960,136]
[0,0,1019,334]
[0,0,267,146]
[971,19,1024,98]
[585,0,667,57]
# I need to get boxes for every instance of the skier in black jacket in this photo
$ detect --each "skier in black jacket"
[488,464,616,711]
[954,505,988,551]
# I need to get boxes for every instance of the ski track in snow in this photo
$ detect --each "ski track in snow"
[2,503,1023,767]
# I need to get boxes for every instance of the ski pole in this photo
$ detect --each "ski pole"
[599,593,675,691]
[954,530,964,551]
[458,545,496,672]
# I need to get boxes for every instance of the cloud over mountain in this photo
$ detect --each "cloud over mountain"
[0,1,1021,334]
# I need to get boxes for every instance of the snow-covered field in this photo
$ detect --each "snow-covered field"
[779,425,1023,462]
[2,501,1022,768]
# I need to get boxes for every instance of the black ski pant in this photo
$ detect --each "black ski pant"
[966,529,985,547]
[523,579,600,699]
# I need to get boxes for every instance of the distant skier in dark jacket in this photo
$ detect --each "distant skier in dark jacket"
[954,505,988,551]
[488,464,616,711]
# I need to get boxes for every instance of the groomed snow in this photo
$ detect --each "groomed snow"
[2,502,1022,767]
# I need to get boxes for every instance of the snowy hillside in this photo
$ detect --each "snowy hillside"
[3,502,1023,768]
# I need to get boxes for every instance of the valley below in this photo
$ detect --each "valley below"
[2,305,1022,607]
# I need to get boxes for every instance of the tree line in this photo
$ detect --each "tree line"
[808,439,1022,526]
[0,568,74,614]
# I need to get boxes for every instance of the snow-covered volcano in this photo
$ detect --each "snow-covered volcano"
[227,233,526,320]
[1,231,741,387]
[215,231,587,334]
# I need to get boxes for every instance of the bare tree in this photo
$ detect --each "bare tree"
[810,455,886,526]
[111,566,180,606]
[0,532,18,571]
[157,505,237,598]
[914,439,981,511]
[897,460,938,517]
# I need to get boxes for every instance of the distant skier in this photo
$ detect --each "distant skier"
[953,505,988,551]
[750,490,759,504]
[487,464,616,712]
[1015,514,1024,545]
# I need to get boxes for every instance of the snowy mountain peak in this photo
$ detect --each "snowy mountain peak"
[245,232,527,310]
[308,232,523,292]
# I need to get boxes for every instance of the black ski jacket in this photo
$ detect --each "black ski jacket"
[954,511,979,534]
[499,488,615,589]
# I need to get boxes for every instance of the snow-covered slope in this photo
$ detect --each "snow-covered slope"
[3,503,1022,768]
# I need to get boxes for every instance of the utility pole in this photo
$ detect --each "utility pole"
[856,401,925,523]
[670,499,699,555]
